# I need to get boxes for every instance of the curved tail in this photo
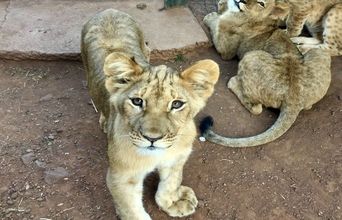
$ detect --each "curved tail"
[200,106,300,147]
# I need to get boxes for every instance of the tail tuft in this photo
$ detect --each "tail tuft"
[199,116,214,136]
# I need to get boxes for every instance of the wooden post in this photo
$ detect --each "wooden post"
[164,0,188,8]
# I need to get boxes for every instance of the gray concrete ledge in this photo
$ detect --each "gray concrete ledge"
[0,0,209,61]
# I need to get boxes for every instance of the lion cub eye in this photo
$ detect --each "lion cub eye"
[257,1,265,7]
[130,98,143,107]
[171,100,185,110]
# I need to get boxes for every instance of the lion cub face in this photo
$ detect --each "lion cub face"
[103,53,219,152]
[228,0,288,20]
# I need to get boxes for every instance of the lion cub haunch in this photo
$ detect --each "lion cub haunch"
[286,0,342,56]
[202,0,331,147]
[81,9,219,220]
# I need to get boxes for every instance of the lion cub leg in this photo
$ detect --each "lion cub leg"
[106,169,151,220]
[286,9,308,37]
[227,76,263,115]
[296,4,342,56]
[99,112,108,133]
[155,158,198,217]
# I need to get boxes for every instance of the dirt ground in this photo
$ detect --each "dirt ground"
[1,1,342,220]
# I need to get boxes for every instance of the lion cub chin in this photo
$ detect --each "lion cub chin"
[81,9,219,220]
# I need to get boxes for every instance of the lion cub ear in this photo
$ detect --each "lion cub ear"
[270,1,289,20]
[104,53,143,93]
[180,59,220,100]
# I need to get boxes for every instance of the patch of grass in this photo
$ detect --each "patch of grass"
[174,54,186,62]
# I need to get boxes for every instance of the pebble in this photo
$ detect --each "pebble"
[44,167,69,184]
[6,200,14,205]
[10,192,18,199]
[35,160,47,169]
[21,152,36,166]
[136,3,147,10]
[199,136,206,142]
[48,134,55,140]
[39,94,53,102]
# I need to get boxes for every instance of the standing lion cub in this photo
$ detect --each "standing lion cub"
[81,9,219,220]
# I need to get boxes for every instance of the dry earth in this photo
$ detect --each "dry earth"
[1,0,342,219]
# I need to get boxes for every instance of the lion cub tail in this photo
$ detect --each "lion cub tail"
[199,105,300,147]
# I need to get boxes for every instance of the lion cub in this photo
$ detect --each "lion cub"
[286,0,342,56]
[81,9,219,220]
[201,0,331,147]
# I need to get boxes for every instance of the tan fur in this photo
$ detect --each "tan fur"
[285,0,342,56]
[81,9,219,220]
[202,0,331,147]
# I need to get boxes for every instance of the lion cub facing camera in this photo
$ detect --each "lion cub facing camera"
[81,9,219,220]
[202,0,331,147]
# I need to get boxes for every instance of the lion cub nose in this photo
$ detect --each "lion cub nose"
[141,134,163,143]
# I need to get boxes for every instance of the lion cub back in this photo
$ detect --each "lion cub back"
[81,9,150,118]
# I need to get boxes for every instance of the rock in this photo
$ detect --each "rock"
[39,94,53,102]
[35,160,47,169]
[44,167,69,184]
[47,134,55,140]
[136,3,147,9]
[6,200,14,205]
[21,153,36,166]
[10,192,18,200]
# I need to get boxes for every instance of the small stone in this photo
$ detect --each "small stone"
[6,200,14,205]
[199,136,206,142]
[25,208,31,214]
[136,3,147,10]
[36,197,44,202]
[39,94,53,102]
[10,192,18,199]
[26,149,33,153]
[48,134,55,140]
[24,191,32,196]
[35,160,47,169]
[44,167,69,184]
[21,153,36,166]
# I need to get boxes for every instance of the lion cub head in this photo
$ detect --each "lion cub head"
[227,0,289,20]
[103,53,219,152]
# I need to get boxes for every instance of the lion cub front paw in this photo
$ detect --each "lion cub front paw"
[156,186,198,217]
[203,12,218,26]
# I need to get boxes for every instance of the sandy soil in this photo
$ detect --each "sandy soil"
[0,48,341,220]
[1,0,342,219]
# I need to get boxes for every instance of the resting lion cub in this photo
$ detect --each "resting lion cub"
[81,9,219,220]
[201,0,331,147]
[286,0,342,56]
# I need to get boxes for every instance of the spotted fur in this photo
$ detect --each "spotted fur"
[202,0,331,147]
[286,0,342,56]
[81,9,219,220]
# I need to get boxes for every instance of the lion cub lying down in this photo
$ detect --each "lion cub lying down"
[81,9,219,220]
[201,0,331,147]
